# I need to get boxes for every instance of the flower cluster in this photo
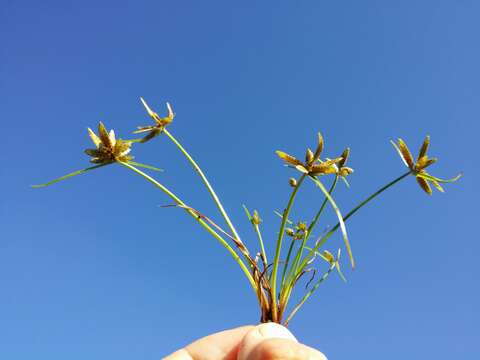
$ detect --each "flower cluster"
[134,98,174,143]
[276,133,353,178]
[85,122,133,164]
[392,136,461,195]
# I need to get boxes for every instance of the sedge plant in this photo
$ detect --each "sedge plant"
[33,98,461,325]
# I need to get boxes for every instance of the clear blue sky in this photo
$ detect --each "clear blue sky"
[1,1,478,359]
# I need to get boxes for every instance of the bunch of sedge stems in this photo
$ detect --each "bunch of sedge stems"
[33,99,461,325]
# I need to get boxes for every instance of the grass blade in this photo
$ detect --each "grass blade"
[303,246,347,282]
[309,176,355,268]
[127,161,163,172]
[274,210,293,225]
[243,205,252,220]
[31,164,109,188]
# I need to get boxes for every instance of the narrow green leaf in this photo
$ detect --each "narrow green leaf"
[309,176,355,269]
[31,164,109,188]
[127,161,163,172]
[417,171,462,184]
[243,205,268,267]
[242,204,252,221]
[303,246,347,282]
[430,179,444,192]
[334,249,347,283]
[303,246,329,262]
[274,210,293,224]
[340,175,350,188]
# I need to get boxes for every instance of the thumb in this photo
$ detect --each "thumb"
[237,323,297,360]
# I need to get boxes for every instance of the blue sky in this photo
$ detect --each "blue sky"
[1,1,478,359]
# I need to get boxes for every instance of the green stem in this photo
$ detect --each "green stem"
[297,170,412,273]
[31,164,109,188]
[294,177,337,275]
[280,236,298,289]
[280,177,338,306]
[310,176,354,268]
[280,176,336,291]
[119,161,257,291]
[242,206,267,269]
[270,174,306,321]
[306,176,338,243]
[254,224,268,268]
[163,129,243,244]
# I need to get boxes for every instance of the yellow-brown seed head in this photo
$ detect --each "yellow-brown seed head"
[252,210,262,225]
[392,136,461,195]
[85,122,133,164]
[276,133,343,177]
[134,98,175,142]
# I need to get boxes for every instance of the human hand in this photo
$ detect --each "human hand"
[164,323,327,360]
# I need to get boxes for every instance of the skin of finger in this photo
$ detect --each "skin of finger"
[248,338,328,360]
[237,323,298,360]
[164,325,255,360]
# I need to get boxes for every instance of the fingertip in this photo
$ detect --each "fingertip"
[248,338,328,360]
[257,323,297,342]
[238,323,297,360]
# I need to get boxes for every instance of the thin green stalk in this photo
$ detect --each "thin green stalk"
[303,246,347,282]
[279,231,306,308]
[254,223,268,268]
[310,176,353,268]
[296,170,412,274]
[280,237,298,289]
[119,161,257,291]
[242,206,268,268]
[280,177,337,292]
[31,164,109,188]
[270,174,306,321]
[306,176,339,243]
[280,177,338,306]
[163,129,242,244]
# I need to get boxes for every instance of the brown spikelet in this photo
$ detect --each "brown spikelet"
[398,138,415,169]
[313,133,324,161]
[418,135,430,160]
[276,151,303,166]
[416,176,432,195]
[306,148,314,165]
[252,210,262,225]
[322,157,343,166]
[338,148,350,168]
[416,156,429,170]
[310,164,338,175]
[84,149,103,157]
[87,128,101,147]
[98,122,112,148]
[323,250,335,264]
[140,128,163,143]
